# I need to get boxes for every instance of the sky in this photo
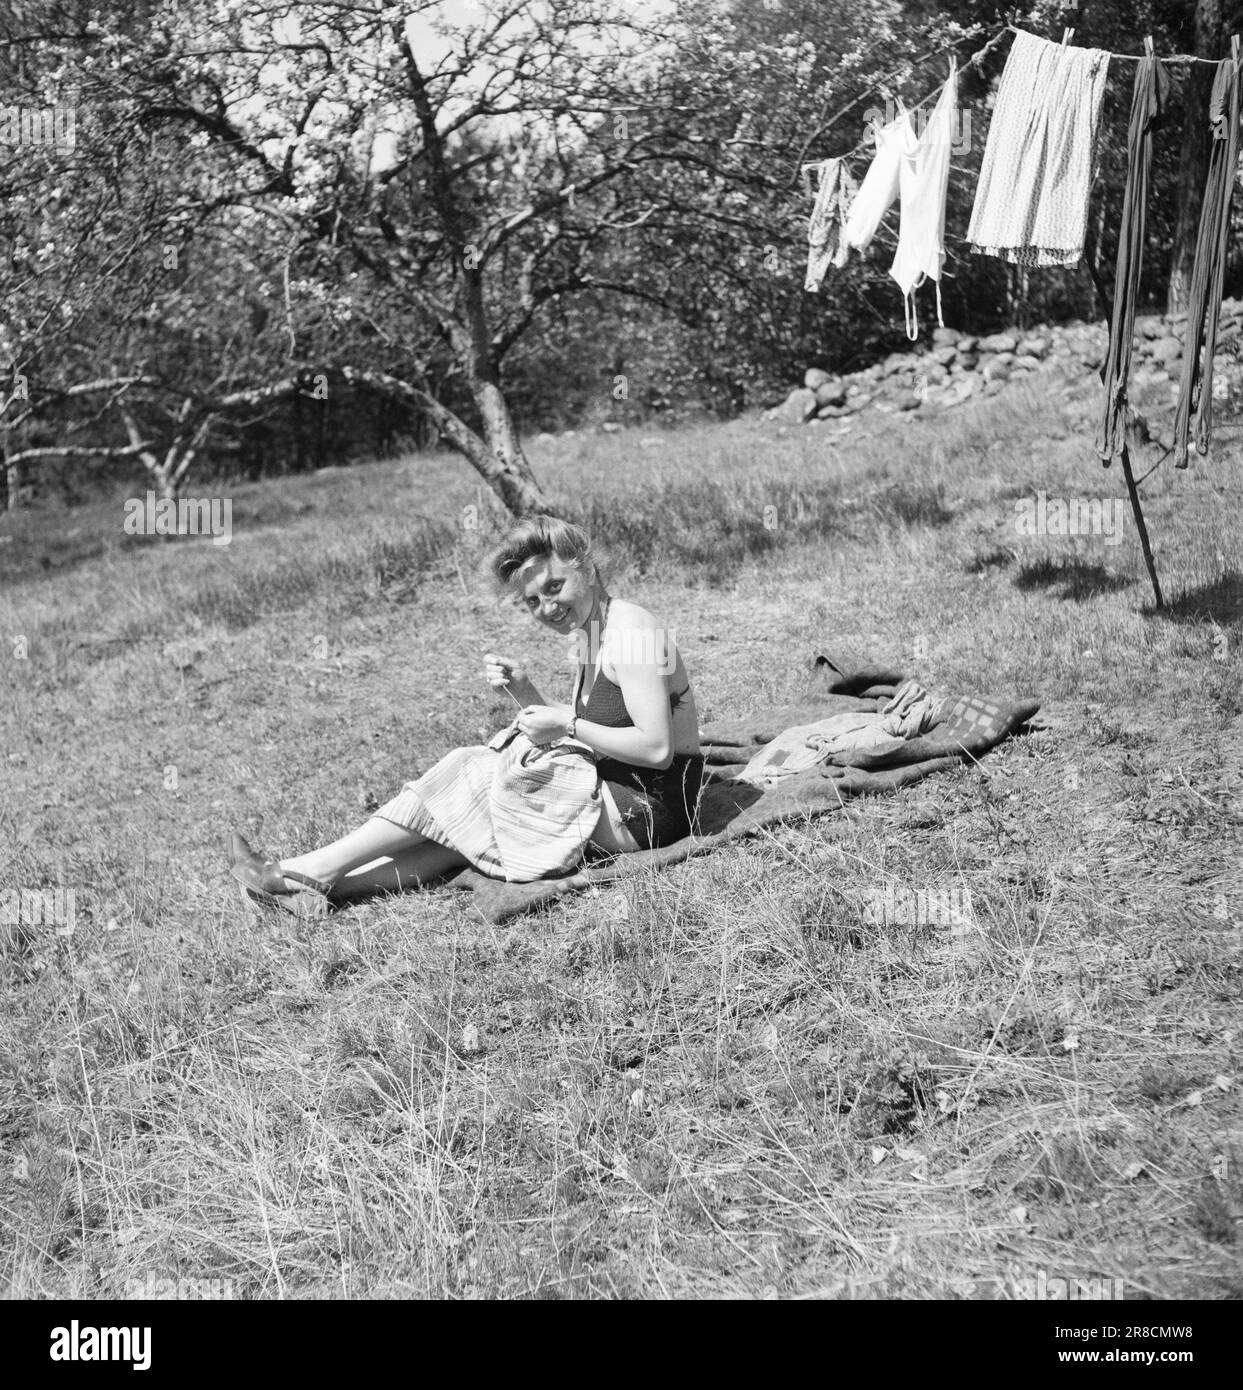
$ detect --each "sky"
[251,1,678,183]
[386,0,677,174]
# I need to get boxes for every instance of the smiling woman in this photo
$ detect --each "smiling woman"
[228,515,705,918]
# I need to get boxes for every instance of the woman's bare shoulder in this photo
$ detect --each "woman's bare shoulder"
[608,597,682,636]
[603,598,679,672]
[607,597,659,628]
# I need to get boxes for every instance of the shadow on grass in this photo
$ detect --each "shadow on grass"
[871,483,956,529]
[5,469,958,626]
[183,521,460,630]
[0,463,422,588]
[1013,556,1135,602]
[1146,573,1243,627]
[964,546,1017,575]
[573,479,955,585]
[0,521,115,584]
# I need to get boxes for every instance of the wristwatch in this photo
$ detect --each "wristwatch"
[566,715,578,741]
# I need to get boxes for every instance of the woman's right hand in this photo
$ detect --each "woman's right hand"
[484,652,533,699]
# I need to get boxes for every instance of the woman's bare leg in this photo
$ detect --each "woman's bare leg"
[330,841,470,900]
[587,783,642,856]
[279,817,431,887]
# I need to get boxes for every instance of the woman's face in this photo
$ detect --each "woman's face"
[511,553,597,635]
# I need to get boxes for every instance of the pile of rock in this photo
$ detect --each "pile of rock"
[766,296,1243,424]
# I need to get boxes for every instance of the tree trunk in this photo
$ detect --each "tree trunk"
[294,388,306,473]
[3,432,17,510]
[473,378,552,516]
[1167,0,1225,313]
[2,419,21,510]
[397,26,554,520]
[341,367,555,516]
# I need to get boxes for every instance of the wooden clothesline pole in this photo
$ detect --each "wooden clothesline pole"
[1086,205,1165,610]
[1118,442,1165,609]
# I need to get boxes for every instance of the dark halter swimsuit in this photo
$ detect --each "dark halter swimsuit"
[575,665,706,850]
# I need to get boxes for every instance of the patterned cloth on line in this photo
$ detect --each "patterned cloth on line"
[967,29,1110,267]
[447,651,1042,923]
[805,158,860,292]
[374,724,602,882]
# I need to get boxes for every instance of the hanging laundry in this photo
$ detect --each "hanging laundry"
[840,107,909,255]
[967,30,1110,267]
[1172,55,1240,469]
[804,158,860,292]
[890,59,959,340]
[1097,51,1171,465]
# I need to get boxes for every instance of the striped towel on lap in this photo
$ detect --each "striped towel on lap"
[375,731,602,882]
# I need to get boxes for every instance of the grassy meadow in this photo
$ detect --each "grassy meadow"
[1,366,1241,1299]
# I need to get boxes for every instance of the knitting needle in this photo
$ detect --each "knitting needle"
[455,630,529,709]
[498,680,525,708]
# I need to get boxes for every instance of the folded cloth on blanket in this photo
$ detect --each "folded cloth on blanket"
[734,678,941,783]
[375,723,601,882]
[447,651,1041,923]
[732,713,899,781]
[875,678,943,739]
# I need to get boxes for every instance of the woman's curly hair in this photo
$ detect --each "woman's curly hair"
[483,514,597,592]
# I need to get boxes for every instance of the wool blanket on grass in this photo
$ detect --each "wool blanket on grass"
[446,652,1042,924]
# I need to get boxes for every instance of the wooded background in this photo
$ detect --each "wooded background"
[2,0,1241,515]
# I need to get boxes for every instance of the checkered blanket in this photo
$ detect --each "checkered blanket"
[446,651,1041,923]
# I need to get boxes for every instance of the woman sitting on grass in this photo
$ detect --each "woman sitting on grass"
[229,516,705,915]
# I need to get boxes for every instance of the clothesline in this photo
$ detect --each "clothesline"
[799,21,1242,612]
[800,24,1008,190]
[1004,22,1240,65]
[801,21,1236,352]
[801,22,1243,191]
[1078,25,1240,65]
[795,25,1006,182]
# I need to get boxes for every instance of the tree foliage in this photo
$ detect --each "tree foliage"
[2,0,1242,510]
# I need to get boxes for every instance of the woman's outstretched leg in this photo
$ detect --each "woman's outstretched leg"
[279,817,431,889]
[330,841,470,901]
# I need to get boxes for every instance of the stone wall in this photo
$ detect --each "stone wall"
[765,298,1243,424]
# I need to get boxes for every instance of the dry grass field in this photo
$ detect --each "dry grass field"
[2,371,1241,1299]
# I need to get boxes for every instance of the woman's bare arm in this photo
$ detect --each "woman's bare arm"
[574,625,675,769]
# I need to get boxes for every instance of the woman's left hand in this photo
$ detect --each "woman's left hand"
[516,704,574,746]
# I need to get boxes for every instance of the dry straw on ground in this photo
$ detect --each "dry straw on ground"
[2,378,1240,1298]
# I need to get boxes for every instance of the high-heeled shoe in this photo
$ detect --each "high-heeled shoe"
[228,833,335,919]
